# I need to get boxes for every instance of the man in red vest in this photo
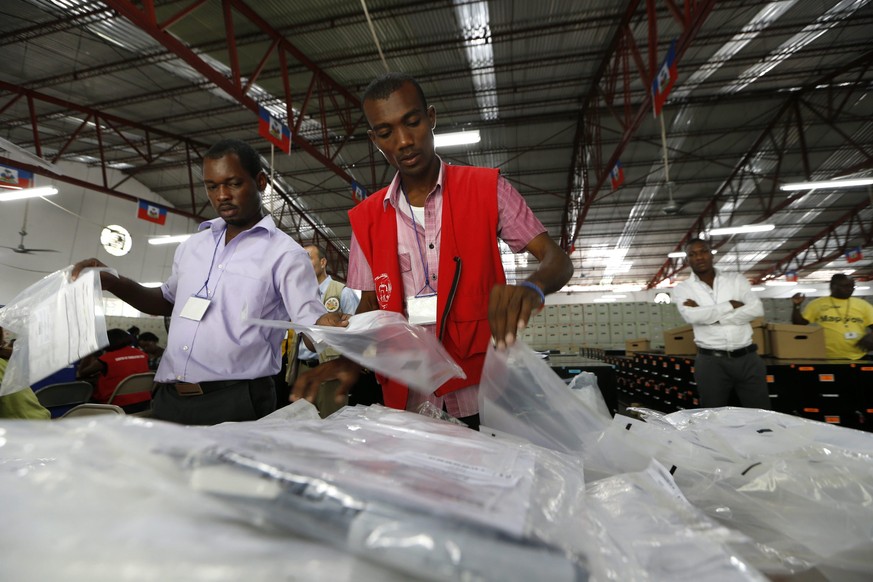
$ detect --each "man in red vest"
[292,73,573,429]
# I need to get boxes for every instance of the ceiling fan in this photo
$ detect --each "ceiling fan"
[1,199,59,254]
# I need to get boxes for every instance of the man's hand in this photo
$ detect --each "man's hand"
[71,258,111,284]
[488,283,543,349]
[290,356,362,404]
[683,298,699,307]
[315,311,349,327]
[791,292,805,305]
[729,300,744,309]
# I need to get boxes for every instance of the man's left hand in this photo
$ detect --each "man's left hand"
[315,312,349,327]
[857,332,873,352]
[683,298,699,307]
[488,283,543,349]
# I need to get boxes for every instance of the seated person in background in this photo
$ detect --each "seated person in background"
[791,274,873,360]
[137,332,165,371]
[0,327,50,420]
[77,328,151,413]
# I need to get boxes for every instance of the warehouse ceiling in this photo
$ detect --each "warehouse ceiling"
[1,0,872,292]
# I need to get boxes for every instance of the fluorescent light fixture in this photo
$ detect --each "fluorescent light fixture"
[707,224,775,236]
[765,280,797,286]
[857,286,870,291]
[148,234,191,245]
[793,288,818,293]
[434,130,480,149]
[780,178,873,191]
[668,251,686,258]
[751,286,765,291]
[610,283,644,292]
[593,297,617,303]
[0,186,58,201]
[141,282,163,288]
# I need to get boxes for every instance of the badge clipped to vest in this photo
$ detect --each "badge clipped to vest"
[845,331,859,340]
[407,293,438,326]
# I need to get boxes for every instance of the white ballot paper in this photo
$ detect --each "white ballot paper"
[0,266,109,395]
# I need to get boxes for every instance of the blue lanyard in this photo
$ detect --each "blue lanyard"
[401,186,436,296]
[195,232,223,299]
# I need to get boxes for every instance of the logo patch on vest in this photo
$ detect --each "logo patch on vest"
[375,273,393,308]
[324,296,340,312]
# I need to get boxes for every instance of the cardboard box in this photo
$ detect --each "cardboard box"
[751,317,769,356]
[663,324,696,355]
[625,338,651,356]
[767,323,826,359]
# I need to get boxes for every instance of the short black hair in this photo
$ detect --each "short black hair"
[684,237,711,252]
[138,332,159,343]
[362,73,428,115]
[305,244,326,262]
[831,273,853,284]
[204,139,264,181]
[106,328,133,351]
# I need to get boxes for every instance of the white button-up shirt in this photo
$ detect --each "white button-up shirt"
[673,270,764,351]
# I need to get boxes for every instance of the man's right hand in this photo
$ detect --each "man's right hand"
[290,356,362,404]
[71,258,109,282]
[791,292,805,305]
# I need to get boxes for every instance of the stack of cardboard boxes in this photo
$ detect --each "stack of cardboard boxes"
[658,319,826,359]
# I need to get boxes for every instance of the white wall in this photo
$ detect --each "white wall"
[0,160,197,304]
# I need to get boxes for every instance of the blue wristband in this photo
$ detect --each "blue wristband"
[519,280,545,305]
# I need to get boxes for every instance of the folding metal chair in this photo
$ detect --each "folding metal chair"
[34,381,94,418]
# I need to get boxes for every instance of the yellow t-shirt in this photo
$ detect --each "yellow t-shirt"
[802,297,873,359]
[0,359,51,420]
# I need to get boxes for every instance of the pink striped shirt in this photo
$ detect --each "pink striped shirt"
[348,160,546,417]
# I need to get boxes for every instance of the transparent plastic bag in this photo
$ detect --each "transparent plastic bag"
[245,310,465,394]
[478,339,612,454]
[0,266,109,396]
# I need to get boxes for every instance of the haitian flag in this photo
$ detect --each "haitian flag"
[137,199,168,225]
[351,180,368,202]
[651,39,678,117]
[258,106,291,154]
[609,161,625,191]
[0,164,33,190]
[845,246,863,263]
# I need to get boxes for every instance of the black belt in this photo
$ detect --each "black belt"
[300,358,319,368]
[159,377,269,397]
[697,344,757,359]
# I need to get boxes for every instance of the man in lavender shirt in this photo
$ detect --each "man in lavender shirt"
[73,139,345,425]
[292,73,574,429]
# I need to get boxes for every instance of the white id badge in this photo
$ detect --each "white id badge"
[845,331,859,340]
[180,296,212,321]
[407,294,438,326]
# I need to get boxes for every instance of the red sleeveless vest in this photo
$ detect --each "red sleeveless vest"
[349,165,506,409]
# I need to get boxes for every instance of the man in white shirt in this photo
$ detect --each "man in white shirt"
[673,238,770,409]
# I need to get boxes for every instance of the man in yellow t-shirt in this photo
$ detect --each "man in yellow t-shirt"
[791,274,873,360]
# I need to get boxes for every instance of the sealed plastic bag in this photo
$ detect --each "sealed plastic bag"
[478,339,612,454]
[0,266,109,395]
[245,310,465,394]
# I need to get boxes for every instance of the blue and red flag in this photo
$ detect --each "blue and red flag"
[137,199,168,225]
[258,106,291,154]
[0,164,33,190]
[652,40,678,117]
[351,180,368,202]
[845,246,863,263]
[609,161,625,191]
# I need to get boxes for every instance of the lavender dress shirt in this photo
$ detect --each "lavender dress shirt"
[157,215,325,383]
